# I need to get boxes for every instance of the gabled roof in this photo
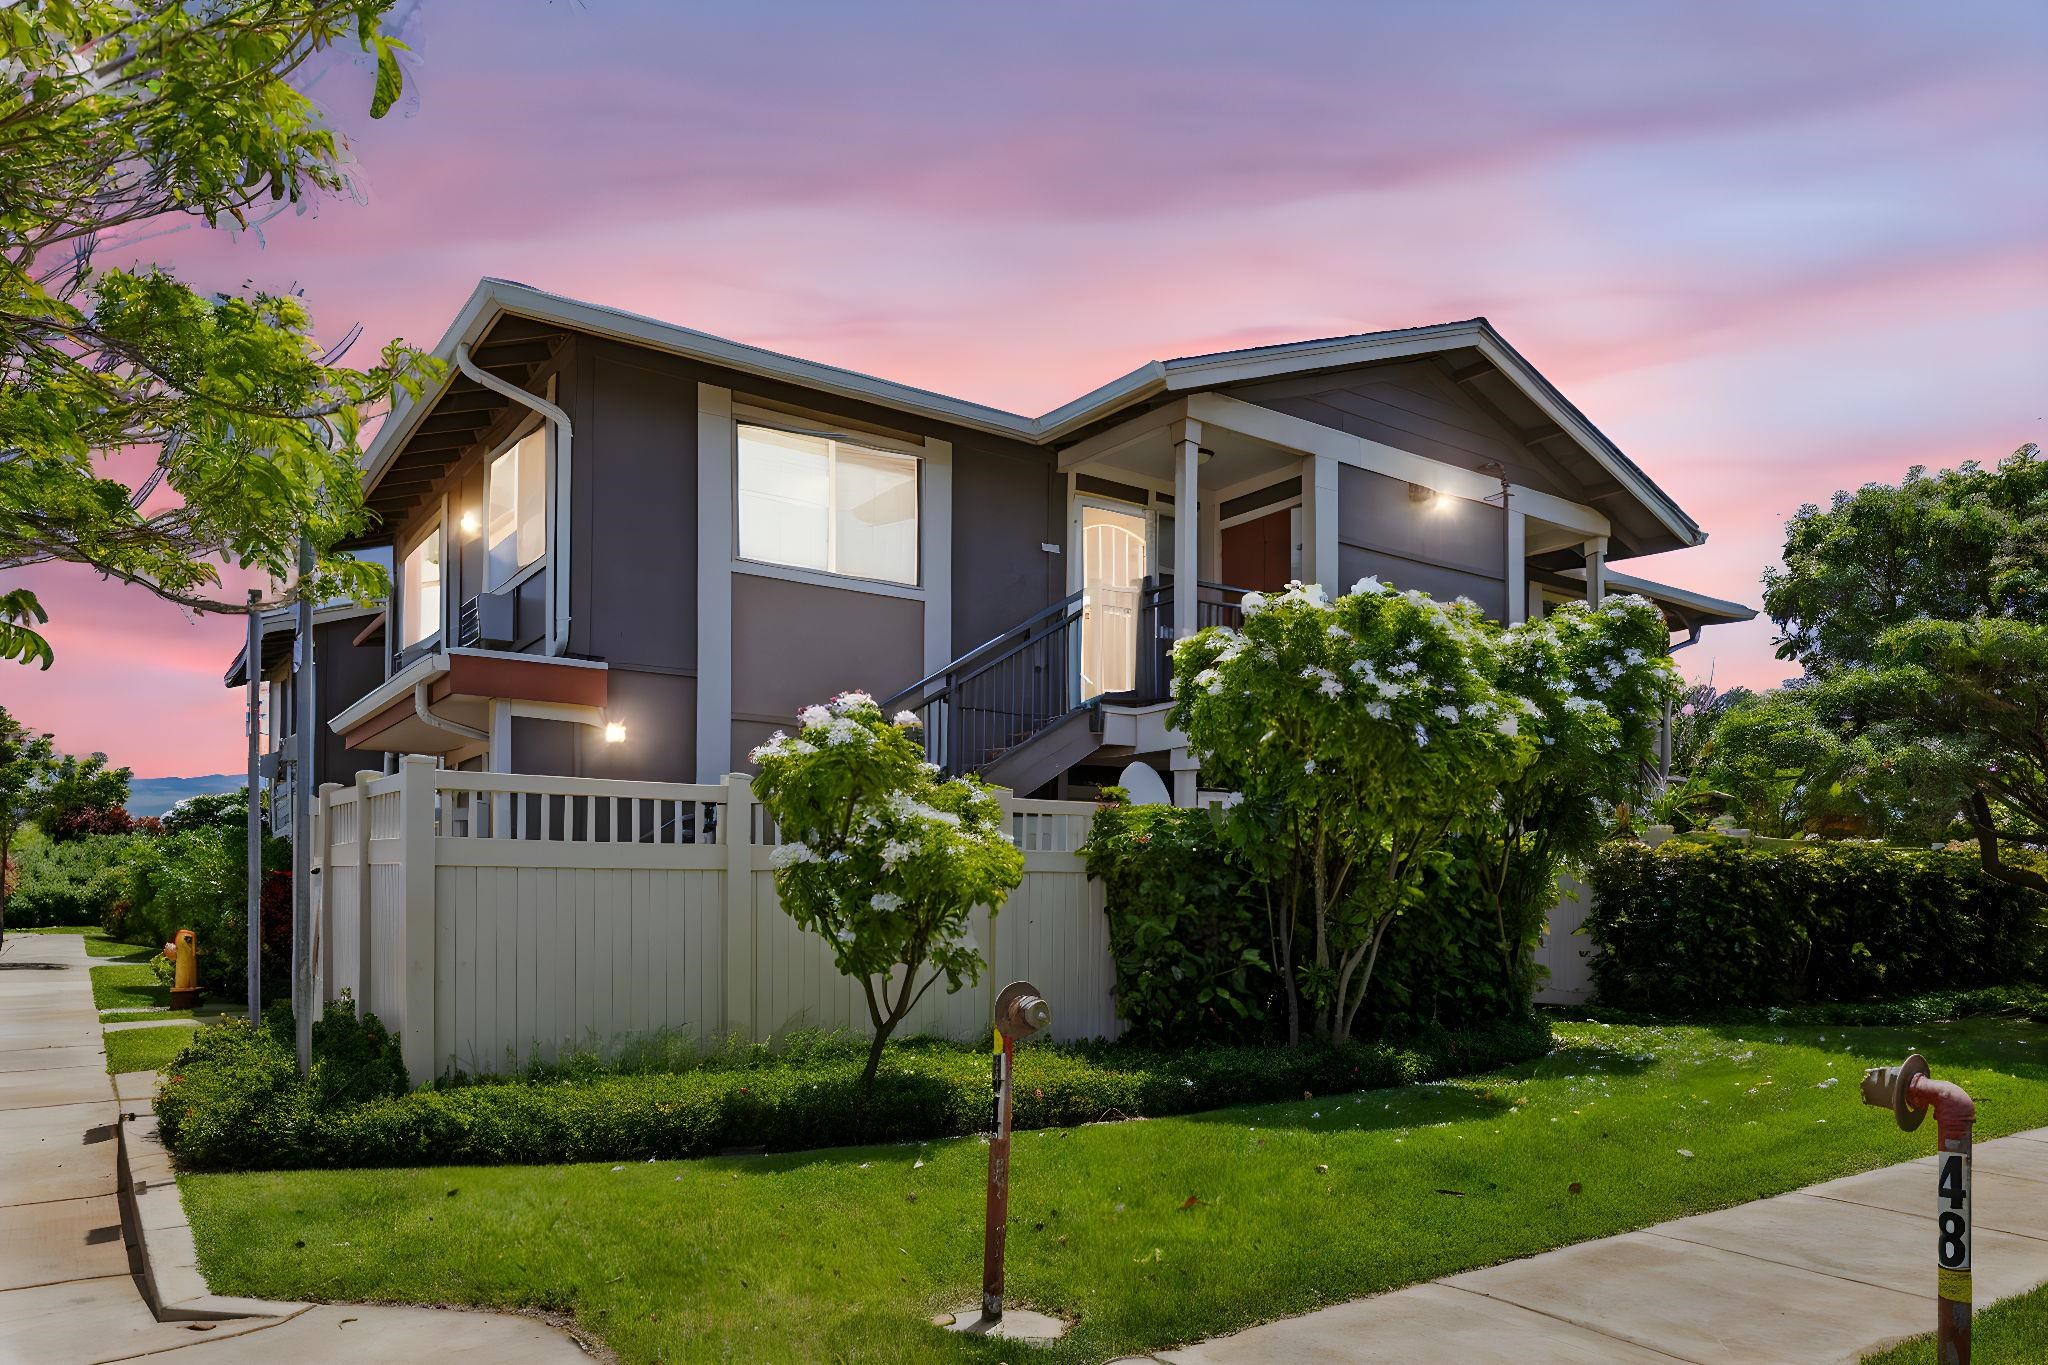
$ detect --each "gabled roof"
[360,279,1702,550]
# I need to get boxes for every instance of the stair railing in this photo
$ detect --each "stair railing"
[882,590,1086,775]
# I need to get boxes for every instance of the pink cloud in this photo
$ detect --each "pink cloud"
[12,0,2043,775]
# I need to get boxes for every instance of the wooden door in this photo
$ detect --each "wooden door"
[1221,506,1294,590]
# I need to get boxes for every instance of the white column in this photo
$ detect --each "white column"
[1171,748,1199,808]
[1198,482,1223,582]
[1172,419,1202,639]
[695,384,734,781]
[487,699,512,772]
[921,438,953,677]
[1504,507,1527,625]
[1583,536,1609,607]
[1302,453,1341,590]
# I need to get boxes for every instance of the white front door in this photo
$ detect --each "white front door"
[1079,502,1148,699]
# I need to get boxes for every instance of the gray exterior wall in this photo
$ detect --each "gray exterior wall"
[728,571,923,767]
[1232,358,1573,496]
[1231,359,1570,622]
[378,324,1065,785]
[268,615,387,789]
[1337,467,1507,619]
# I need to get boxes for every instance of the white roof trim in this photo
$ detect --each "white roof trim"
[1561,568,1756,623]
[361,280,1702,549]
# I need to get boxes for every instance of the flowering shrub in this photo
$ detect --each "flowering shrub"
[1472,594,1681,998]
[1170,579,1530,1044]
[749,692,1024,1087]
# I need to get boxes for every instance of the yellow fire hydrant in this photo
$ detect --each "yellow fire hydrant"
[163,929,202,1009]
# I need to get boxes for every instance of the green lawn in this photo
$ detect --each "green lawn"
[90,962,169,1011]
[183,1016,2048,1364]
[16,926,153,958]
[104,1024,202,1077]
[1866,1279,2048,1363]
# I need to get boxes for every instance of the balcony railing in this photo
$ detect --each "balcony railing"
[1134,577,1251,702]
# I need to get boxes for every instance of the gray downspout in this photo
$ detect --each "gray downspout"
[453,344,573,657]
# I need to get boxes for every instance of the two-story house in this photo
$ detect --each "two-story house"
[254,279,1750,804]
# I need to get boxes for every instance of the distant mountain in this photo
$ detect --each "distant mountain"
[126,774,244,819]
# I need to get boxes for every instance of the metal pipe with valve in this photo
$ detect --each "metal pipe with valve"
[1862,1053,1978,1364]
[983,982,1050,1322]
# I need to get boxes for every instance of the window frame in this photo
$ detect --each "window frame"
[398,514,448,651]
[731,414,924,595]
[481,418,551,594]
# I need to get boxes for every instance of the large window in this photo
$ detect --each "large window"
[401,527,443,647]
[486,428,547,588]
[737,424,918,586]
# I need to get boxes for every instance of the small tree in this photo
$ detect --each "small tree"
[1474,595,1681,1000]
[750,692,1025,1088]
[0,707,63,946]
[1170,580,1529,1044]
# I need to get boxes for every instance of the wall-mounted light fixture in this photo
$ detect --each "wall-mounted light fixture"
[1408,482,1452,511]
[603,720,627,744]
[459,509,480,536]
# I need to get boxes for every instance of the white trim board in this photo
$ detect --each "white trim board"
[359,281,1701,552]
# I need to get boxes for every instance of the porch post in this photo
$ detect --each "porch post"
[1504,507,1527,625]
[695,384,735,781]
[1172,419,1201,640]
[1302,454,1341,590]
[1583,536,1609,607]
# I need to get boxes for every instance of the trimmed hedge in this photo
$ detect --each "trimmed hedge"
[1082,804,1534,1042]
[156,1007,1552,1171]
[1585,838,2046,1010]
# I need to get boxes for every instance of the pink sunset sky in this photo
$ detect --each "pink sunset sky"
[3,0,2044,777]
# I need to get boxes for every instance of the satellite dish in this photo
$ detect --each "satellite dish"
[1117,762,1172,806]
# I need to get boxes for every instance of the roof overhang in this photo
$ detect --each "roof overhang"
[1563,567,1757,633]
[358,281,1703,556]
[331,648,608,754]
[223,603,382,688]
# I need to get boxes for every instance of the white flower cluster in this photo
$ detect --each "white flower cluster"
[748,730,818,764]
[769,840,821,868]
[1300,664,1344,699]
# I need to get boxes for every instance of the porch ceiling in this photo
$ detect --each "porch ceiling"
[1067,419,1301,492]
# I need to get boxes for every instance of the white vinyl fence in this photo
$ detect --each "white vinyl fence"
[311,755,1118,1083]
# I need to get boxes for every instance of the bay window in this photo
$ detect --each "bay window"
[736,423,918,586]
[486,428,547,588]
[401,527,443,647]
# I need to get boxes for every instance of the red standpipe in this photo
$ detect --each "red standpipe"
[982,1032,1016,1320]
[1907,1072,1976,1365]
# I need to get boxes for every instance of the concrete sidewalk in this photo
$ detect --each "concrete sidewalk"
[0,931,593,1364]
[1143,1127,2048,1364]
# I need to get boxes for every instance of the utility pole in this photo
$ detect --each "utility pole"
[245,590,262,1025]
[291,536,315,1076]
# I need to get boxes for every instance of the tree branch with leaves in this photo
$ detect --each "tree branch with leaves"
[0,0,441,665]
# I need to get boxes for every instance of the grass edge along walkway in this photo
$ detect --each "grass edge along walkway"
[1864,1275,2048,1364]
[183,1015,2048,1364]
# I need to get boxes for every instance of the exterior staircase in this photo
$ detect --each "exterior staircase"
[883,578,1251,796]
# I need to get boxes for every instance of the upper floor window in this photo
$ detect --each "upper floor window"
[486,428,547,588]
[401,527,443,647]
[736,424,918,586]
